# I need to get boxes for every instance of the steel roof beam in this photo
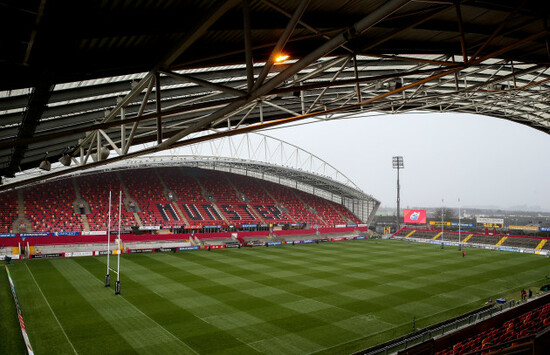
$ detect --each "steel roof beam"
[71,0,241,158]
[252,0,311,91]
[2,80,54,177]
[156,0,413,150]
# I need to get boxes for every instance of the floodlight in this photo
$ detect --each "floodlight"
[59,154,71,166]
[274,54,289,63]
[99,146,110,160]
[392,156,404,169]
[39,159,51,171]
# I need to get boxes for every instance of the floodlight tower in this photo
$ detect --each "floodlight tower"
[458,197,461,250]
[392,156,404,232]
[441,198,444,249]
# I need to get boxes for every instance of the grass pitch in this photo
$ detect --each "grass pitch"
[3,239,550,354]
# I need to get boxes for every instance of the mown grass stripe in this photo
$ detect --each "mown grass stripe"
[158,248,415,351]
[8,240,550,355]
[0,266,26,354]
[25,263,78,354]
[97,255,265,353]
[10,260,134,354]
[52,258,199,354]
[129,252,339,352]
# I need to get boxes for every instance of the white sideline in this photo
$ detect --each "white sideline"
[25,263,78,355]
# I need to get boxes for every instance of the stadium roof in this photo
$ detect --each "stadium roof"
[1,0,550,190]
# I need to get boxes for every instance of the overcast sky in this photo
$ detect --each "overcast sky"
[258,112,550,212]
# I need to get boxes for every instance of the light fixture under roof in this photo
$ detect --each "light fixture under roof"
[39,159,51,171]
[59,154,71,166]
[39,152,51,171]
[274,54,289,63]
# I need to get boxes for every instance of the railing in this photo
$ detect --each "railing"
[356,301,517,355]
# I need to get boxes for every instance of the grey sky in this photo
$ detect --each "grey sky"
[260,112,550,212]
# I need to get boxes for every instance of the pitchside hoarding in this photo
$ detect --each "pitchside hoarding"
[430,221,451,226]
[476,217,504,226]
[404,209,427,224]
[509,225,539,232]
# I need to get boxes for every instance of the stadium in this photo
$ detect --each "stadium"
[2,1,550,354]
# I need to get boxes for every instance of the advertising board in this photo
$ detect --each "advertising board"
[476,217,504,225]
[451,222,474,227]
[429,221,451,226]
[509,225,539,232]
[203,225,222,229]
[128,248,154,253]
[31,253,63,259]
[20,232,49,237]
[154,247,177,253]
[81,231,107,235]
[65,251,94,257]
[178,246,199,251]
[52,232,79,236]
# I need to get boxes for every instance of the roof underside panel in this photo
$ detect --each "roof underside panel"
[0,0,549,186]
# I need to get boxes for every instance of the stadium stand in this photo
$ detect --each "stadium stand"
[198,170,236,203]
[23,179,83,233]
[365,293,550,355]
[158,167,226,226]
[329,200,363,225]
[393,227,550,252]
[294,189,347,226]
[0,191,17,233]
[78,172,136,231]
[158,167,204,202]
[117,169,186,228]
[227,173,274,204]
[119,169,164,205]
[467,234,502,245]
[0,167,363,233]
[433,300,550,355]
[197,170,258,224]
[225,173,293,224]
[500,236,542,250]
[262,180,324,226]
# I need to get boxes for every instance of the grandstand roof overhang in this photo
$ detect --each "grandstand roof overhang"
[81,155,377,202]
[1,0,550,189]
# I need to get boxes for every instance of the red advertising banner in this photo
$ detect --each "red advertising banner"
[404,209,427,224]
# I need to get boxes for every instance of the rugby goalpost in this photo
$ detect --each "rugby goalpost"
[105,190,122,295]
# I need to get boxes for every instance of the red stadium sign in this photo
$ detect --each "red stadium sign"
[404,209,427,224]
